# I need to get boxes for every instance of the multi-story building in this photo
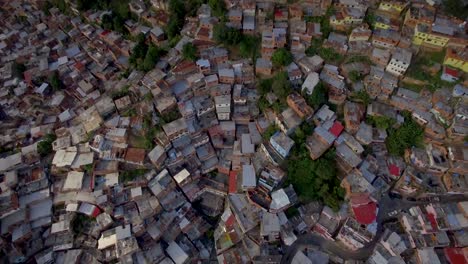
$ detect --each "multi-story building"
[444,47,468,73]
[215,95,231,121]
[385,48,412,77]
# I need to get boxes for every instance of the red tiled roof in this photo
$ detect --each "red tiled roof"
[352,201,377,225]
[24,71,32,86]
[350,193,372,206]
[124,148,146,163]
[389,164,400,177]
[92,206,101,217]
[329,121,344,137]
[444,66,459,77]
[426,213,438,231]
[444,248,468,264]
[225,214,235,227]
[229,171,237,194]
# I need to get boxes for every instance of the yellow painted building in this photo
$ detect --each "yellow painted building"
[444,48,468,73]
[412,24,450,48]
[378,2,406,14]
[374,22,390,30]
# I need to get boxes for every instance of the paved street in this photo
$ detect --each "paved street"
[281,194,468,263]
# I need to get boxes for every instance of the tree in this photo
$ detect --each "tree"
[37,134,57,157]
[386,112,424,156]
[351,90,371,105]
[367,115,396,130]
[364,10,376,29]
[272,72,291,99]
[442,0,468,20]
[305,82,327,109]
[12,62,26,79]
[182,43,197,61]
[101,13,113,30]
[263,125,279,140]
[239,36,260,59]
[141,44,163,72]
[208,0,227,18]
[49,71,62,90]
[271,48,293,67]
[286,148,344,211]
[349,70,363,83]
[213,24,243,45]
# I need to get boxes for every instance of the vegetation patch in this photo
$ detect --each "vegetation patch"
[386,111,424,156]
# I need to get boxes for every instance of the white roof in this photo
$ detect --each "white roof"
[173,169,190,184]
[70,152,94,169]
[63,171,84,191]
[52,148,77,167]
[166,241,189,264]
[66,203,79,212]
[78,202,97,216]
[51,220,70,234]
[104,173,119,187]
[242,164,256,188]
[270,188,290,210]
[0,153,22,172]
[131,187,143,198]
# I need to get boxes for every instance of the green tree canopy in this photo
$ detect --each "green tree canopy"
[386,112,424,156]
[182,43,197,61]
[286,148,344,211]
[49,71,63,90]
[37,133,57,157]
[304,82,327,109]
[208,0,227,18]
[271,48,293,67]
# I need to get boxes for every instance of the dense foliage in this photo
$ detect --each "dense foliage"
[12,61,26,79]
[304,82,328,109]
[350,90,371,105]
[305,39,343,63]
[386,112,424,156]
[262,125,279,140]
[213,24,243,45]
[182,43,198,61]
[367,115,396,130]
[257,72,292,113]
[208,0,227,19]
[239,35,260,60]
[286,146,345,211]
[37,134,57,157]
[271,48,293,67]
[442,0,468,20]
[49,71,63,91]
[129,34,165,72]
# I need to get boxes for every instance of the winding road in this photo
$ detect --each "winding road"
[281,193,468,263]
